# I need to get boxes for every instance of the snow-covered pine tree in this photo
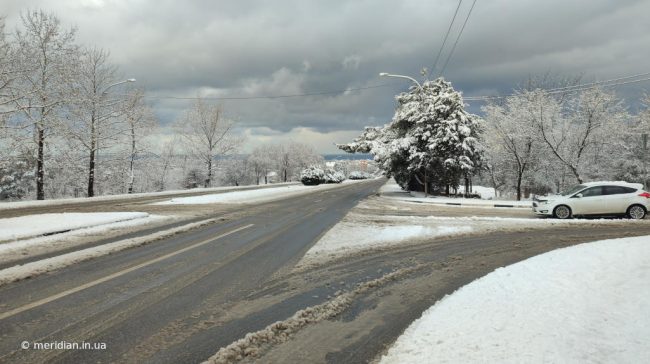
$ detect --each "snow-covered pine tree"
[339,78,482,193]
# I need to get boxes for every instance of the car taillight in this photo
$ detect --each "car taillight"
[639,192,650,198]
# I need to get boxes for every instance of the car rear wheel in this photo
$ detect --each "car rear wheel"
[553,205,572,219]
[627,204,646,220]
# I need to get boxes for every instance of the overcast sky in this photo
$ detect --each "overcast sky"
[2,0,650,153]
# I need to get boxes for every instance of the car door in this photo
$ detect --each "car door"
[570,186,606,215]
[603,186,637,214]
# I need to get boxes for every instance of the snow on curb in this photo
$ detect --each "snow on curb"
[0,214,171,263]
[0,212,151,242]
[379,235,650,364]
[0,218,218,286]
[203,264,424,364]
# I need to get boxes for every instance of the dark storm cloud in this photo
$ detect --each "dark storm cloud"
[2,0,649,151]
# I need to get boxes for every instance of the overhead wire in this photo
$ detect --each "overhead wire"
[438,0,478,77]
[464,74,650,101]
[432,0,463,75]
[107,71,650,102]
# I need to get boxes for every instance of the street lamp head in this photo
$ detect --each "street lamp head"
[127,78,136,82]
[379,72,389,77]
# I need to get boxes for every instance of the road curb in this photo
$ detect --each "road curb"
[406,199,530,209]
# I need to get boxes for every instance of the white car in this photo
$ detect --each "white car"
[533,181,650,219]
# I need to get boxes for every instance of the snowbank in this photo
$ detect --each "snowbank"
[0,214,170,263]
[0,218,217,286]
[0,212,150,242]
[380,235,650,364]
[0,183,297,210]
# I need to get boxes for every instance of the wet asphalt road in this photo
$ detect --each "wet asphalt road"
[0,179,385,363]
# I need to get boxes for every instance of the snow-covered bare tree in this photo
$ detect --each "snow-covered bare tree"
[9,11,78,200]
[0,17,20,113]
[176,99,242,187]
[221,158,252,186]
[122,88,156,193]
[533,87,626,184]
[483,95,542,200]
[272,142,323,182]
[65,47,133,197]
[156,139,177,191]
[248,144,275,184]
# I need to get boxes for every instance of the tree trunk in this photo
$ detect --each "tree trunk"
[127,124,136,194]
[465,177,470,197]
[87,118,97,197]
[88,148,95,197]
[205,157,212,188]
[516,173,523,201]
[36,127,45,200]
[424,169,428,197]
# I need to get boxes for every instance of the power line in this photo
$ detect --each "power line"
[464,74,650,101]
[108,71,650,102]
[432,0,463,75]
[438,0,478,77]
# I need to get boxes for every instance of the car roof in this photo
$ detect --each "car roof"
[582,181,643,190]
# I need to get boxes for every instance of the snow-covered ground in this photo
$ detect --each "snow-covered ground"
[380,235,650,364]
[0,182,297,210]
[0,212,152,242]
[298,213,641,268]
[382,178,531,207]
[152,181,360,205]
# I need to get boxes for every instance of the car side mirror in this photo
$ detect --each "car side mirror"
[575,193,583,198]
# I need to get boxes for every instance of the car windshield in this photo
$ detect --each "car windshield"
[561,184,586,196]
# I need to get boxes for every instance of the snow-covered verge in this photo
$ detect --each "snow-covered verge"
[381,178,530,207]
[152,181,361,205]
[0,212,152,242]
[297,213,642,268]
[0,213,171,264]
[0,218,217,286]
[380,235,650,364]
[407,190,531,207]
[0,183,297,210]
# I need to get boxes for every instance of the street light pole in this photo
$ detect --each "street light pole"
[379,72,423,91]
[101,78,136,96]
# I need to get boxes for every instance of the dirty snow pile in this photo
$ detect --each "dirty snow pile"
[0,212,152,242]
[380,235,650,364]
